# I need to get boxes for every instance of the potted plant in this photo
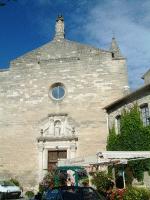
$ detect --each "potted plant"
[91,171,113,196]
[82,178,89,186]
[25,191,34,199]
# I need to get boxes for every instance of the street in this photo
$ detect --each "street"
[5,198,27,200]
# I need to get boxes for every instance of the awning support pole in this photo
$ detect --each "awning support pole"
[112,165,116,188]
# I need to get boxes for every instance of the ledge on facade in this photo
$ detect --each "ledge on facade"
[38,57,80,63]
[0,69,9,72]
[112,57,126,60]
[37,135,78,142]
[48,113,68,117]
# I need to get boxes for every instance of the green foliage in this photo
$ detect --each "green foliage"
[10,178,20,186]
[113,192,124,200]
[107,104,150,182]
[107,125,117,151]
[125,167,133,186]
[39,184,46,193]
[57,171,68,187]
[25,191,34,198]
[39,172,55,193]
[82,177,89,186]
[123,187,150,200]
[91,171,113,193]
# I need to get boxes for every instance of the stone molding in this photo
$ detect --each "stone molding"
[37,135,78,142]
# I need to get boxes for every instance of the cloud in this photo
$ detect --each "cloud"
[33,0,150,91]
[36,0,52,5]
[36,0,70,6]
[77,0,150,91]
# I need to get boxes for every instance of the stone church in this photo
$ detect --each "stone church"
[0,14,130,189]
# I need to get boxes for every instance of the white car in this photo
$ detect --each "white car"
[0,180,21,199]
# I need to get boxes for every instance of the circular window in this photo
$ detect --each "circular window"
[49,83,66,100]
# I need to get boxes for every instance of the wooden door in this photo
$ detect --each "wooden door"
[48,150,67,172]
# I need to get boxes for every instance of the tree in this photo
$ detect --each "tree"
[107,104,150,181]
[0,0,17,6]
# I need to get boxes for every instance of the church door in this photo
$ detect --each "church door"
[48,150,67,172]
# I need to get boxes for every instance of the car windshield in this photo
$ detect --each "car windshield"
[0,181,16,186]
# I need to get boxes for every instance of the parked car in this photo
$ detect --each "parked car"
[41,186,105,200]
[0,180,21,200]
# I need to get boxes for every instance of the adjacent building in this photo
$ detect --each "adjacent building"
[104,70,150,135]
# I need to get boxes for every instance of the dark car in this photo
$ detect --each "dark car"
[41,186,105,200]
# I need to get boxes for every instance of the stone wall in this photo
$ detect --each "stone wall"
[0,39,129,189]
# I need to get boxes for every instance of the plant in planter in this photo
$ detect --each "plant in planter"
[76,169,88,180]
[25,191,34,199]
[91,171,113,196]
[82,178,89,186]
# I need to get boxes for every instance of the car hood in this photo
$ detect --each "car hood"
[0,185,21,192]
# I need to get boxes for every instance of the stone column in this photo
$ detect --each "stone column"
[43,148,48,178]
[70,145,76,159]
[69,144,76,183]
[61,116,65,136]
[37,142,44,182]
[49,117,54,136]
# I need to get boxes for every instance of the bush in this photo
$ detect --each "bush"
[39,184,46,193]
[57,171,68,186]
[25,191,34,198]
[10,178,20,186]
[123,187,150,200]
[82,178,89,186]
[91,171,114,194]
[39,172,54,193]
[110,188,126,200]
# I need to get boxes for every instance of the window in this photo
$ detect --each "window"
[141,104,149,127]
[49,82,66,100]
[52,86,65,99]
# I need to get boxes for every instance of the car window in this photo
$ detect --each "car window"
[61,188,84,200]
[0,181,15,186]
[83,188,105,200]
[51,188,59,193]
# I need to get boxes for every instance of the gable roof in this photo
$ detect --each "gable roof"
[103,83,150,111]
[141,69,150,79]
[10,39,110,64]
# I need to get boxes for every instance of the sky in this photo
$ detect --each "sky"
[0,0,150,92]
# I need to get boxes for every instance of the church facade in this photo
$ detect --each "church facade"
[0,14,130,189]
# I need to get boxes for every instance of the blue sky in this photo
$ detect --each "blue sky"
[1,0,150,91]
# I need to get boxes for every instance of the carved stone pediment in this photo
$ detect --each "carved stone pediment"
[38,113,76,140]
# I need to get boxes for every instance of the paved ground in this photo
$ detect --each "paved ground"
[5,198,27,200]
